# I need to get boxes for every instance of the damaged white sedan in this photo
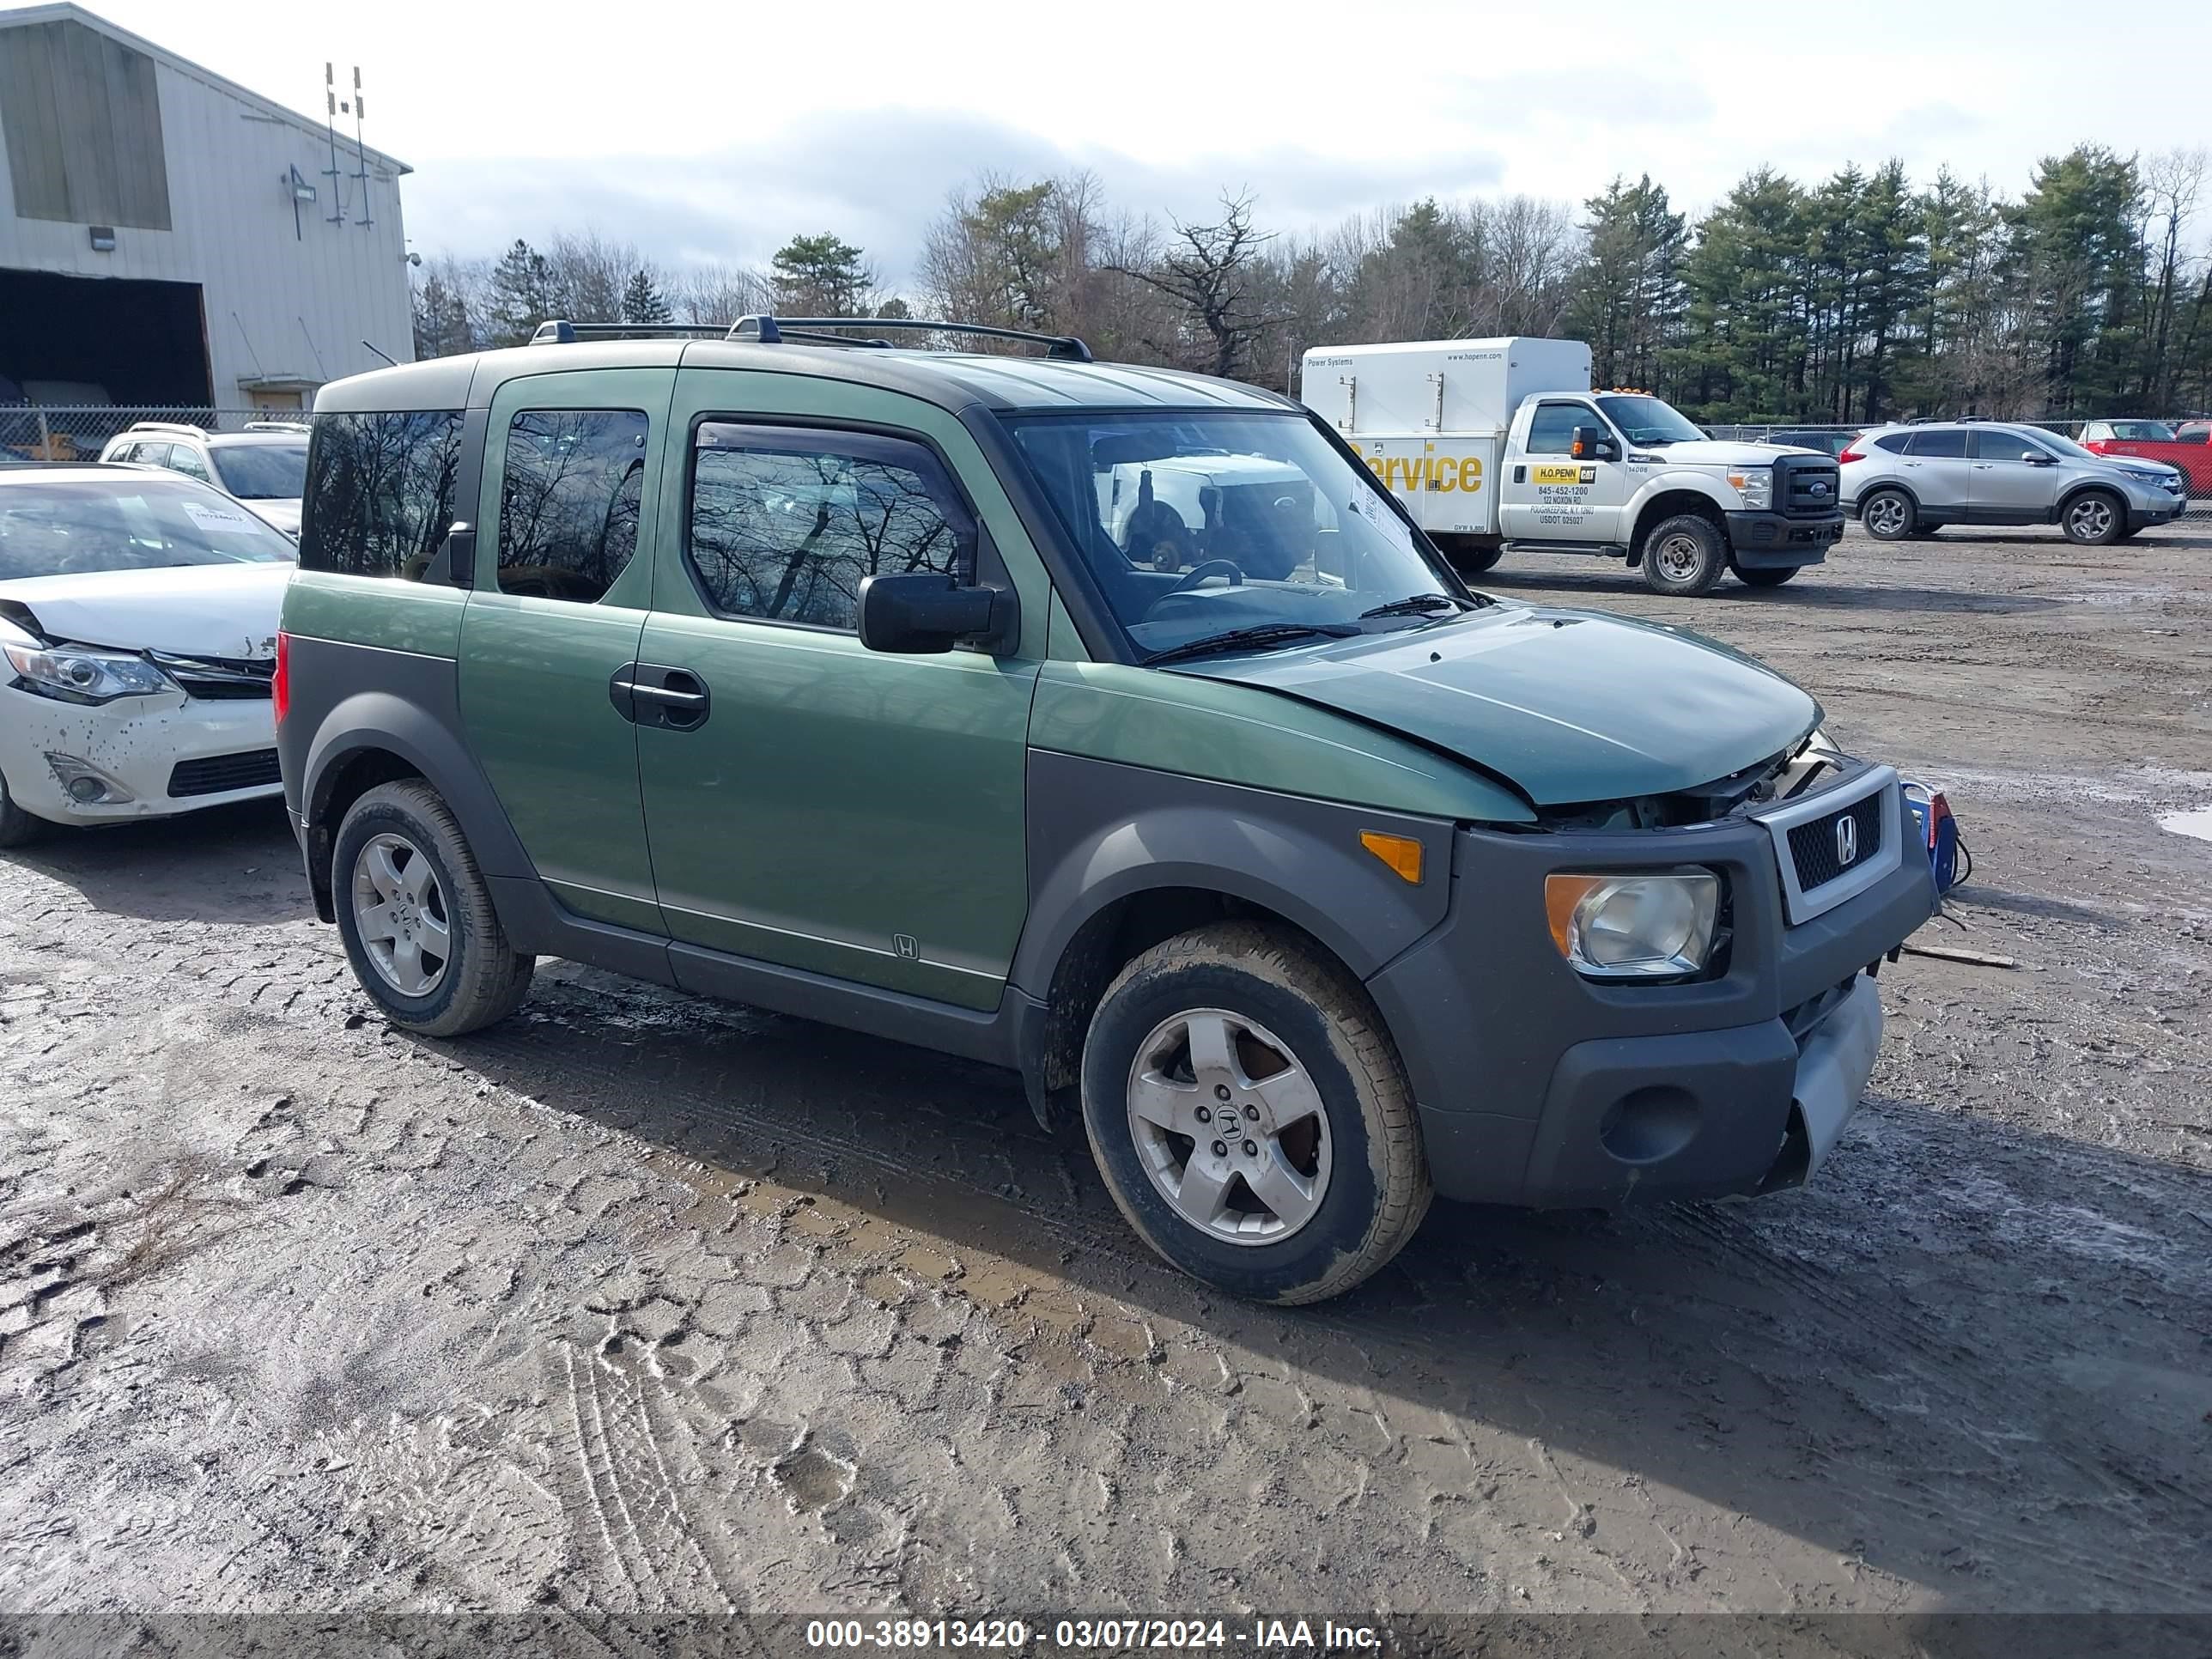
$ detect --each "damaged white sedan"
[1,465,295,847]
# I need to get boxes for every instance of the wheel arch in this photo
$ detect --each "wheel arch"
[1852,479,1922,520]
[1627,487,1728,563]
[2055,479,2125,520]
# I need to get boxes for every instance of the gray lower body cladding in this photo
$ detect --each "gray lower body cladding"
[1368,809,1935,1208]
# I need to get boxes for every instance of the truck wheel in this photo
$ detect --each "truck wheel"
[1860,489,1916,541]
[1442,541,1504,575]
[1640,514,1726,596]
[1735,565,1799,587]
[1079,921,1430,1306]
[2061,490,2124,545]
[332,780,535,1036]
[0,768,46,850]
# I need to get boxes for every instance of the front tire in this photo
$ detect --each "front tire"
[0,768,46,849]
[2061,490,2124,545]
[1079,922,1430,1305]
[1735,564,1800,587]
[1639,514,1726,596]
[1860,488,1916,541]
[332,780,534,1036]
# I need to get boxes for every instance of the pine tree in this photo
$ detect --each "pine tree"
[1567,176,1686,392]
[770,234,874,316]
[488,239,556,347]
[621,269,672,325]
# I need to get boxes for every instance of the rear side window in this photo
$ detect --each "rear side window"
[686,424,974,631]
[1905,429,1968,458]
[496,410,649,603]
[299,410,464,580]
[1873,433,1910,453]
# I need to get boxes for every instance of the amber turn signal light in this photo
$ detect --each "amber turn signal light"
[1359,831,1424,884]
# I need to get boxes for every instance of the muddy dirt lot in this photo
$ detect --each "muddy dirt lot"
[1,526,2208,1628]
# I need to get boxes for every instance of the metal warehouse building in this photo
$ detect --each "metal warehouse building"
[0,1,412,436]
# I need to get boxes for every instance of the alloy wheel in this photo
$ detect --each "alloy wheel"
[350,831,452,998]
[1865,495,1909,538]
[1125,1007,1333,1245]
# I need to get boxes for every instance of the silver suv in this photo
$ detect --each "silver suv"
[96,421,310,537]
[1839,421,2185,544]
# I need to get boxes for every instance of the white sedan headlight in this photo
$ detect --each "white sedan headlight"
[1546,870,1721,980]
[3,641,174,705]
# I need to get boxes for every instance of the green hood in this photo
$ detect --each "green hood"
[1173,605,1820,806]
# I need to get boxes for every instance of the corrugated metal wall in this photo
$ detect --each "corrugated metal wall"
[0,12,413,406]
[0,18,172,228]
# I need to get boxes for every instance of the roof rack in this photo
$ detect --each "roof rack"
[729,315,1094,362]
[121,420,210,438]
[528,320,734,345]
[240,420,310,433]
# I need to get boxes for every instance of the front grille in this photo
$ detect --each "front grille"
[1787,790,1885,893]
[149,653,275,701]
[167,749,281,799]
[1779,456,1842,517]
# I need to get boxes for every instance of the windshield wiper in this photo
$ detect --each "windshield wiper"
[1358,592,1468,620]
[1145,623,1360,667]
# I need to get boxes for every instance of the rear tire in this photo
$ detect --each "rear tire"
[332,780,534,1036]
[2061,490,2124,546]
[1860,488,1916,541]
[0,769,46,849]
[1639,514,1726,596]
[1735,565,1799,587]
[1079,921,1430,1305]
[1440,539,1504,575]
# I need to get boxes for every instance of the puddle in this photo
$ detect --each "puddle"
[2160,807,2212,844]
[773,1443,857,1513]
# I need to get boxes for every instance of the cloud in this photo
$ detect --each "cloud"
[402,106,1509,287]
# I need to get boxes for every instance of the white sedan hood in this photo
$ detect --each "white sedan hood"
[0,563,289,659]
[250,498,302,538]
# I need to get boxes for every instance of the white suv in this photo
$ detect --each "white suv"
[97,421,310,537]
[1839,421,2185,544]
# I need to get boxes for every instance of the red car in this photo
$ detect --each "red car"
[2079,420,2210,495]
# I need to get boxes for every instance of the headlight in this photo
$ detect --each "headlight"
[1546,869,1721,980]
[3,641,174,704]
[1729,467,1774,510]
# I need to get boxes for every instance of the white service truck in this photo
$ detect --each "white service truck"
[1300,338,1846,594]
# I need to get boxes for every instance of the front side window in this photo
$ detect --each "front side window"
[497,410,649,603]
[1006,409,1471,659]
[0,477,295,578]
[165,445,213,483]
[298,410,464,580]
[1971,430,2049,463]
[686,425,973,630]
[1527,403,1601,455]
[212,442,307,500]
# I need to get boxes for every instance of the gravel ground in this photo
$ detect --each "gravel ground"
[1,525,2208,1626]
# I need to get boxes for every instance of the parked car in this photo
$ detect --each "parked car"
[1765,428,1862,460]
[2078,418,2211,496]
[1839,421,2186,544]
[98,421,311,536]
[0,465,295,847]
[279,315,1935,1306]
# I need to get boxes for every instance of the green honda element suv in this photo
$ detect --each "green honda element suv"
[276,317,1935,1305]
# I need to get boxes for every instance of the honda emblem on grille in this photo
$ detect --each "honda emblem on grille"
[1834,814,1859,866]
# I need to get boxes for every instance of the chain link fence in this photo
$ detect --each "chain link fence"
[0,406,306,465]
[1706,418,2207,520]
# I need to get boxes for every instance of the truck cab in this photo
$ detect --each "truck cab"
[1304,339,1846,595]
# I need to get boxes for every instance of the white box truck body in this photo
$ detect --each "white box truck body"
[1302,338,1846,594]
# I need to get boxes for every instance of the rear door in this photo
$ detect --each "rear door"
[1499,399,1628,541]
[1966,428,2062,524]
[1899,428,1976,519]
[633,370,1039,1010]
[455,367,672,933]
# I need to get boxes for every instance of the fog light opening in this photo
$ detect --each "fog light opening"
[44,752,133,805]
[1596,1085,1699,1165]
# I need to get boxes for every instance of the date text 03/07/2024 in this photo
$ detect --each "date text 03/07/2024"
[802,1618,1384,1650]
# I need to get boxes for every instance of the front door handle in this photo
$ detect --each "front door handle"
[609,664,711,730]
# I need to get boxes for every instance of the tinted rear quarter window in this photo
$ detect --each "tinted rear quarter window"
[1873,433,1911,453]
[299,410,464,579]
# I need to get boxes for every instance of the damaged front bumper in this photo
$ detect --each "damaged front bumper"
[0,684,280,825]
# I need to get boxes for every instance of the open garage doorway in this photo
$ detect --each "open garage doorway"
[0,269,212,406]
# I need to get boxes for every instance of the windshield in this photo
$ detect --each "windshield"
[1005,410,1468,659]
[1594,395,1705,446]
[212,442,309,500]
[0,478,295,579]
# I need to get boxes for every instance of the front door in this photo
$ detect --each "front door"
[635,379,1038,1012]
[456,367,672,933]
[1500,399,1628,542]
[1967,429,2064,524]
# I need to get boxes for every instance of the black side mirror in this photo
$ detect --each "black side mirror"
[2022,451,2056,465]
[1571,425,1620,462]
[858,572,1012,655]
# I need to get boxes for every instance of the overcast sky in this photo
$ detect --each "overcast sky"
[77,0,2212,287]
